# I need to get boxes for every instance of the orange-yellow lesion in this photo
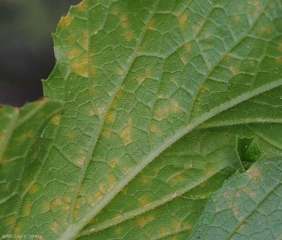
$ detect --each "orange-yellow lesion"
[108,158,119,168]
[101,129,112,138]
[135,215,155,227]
[160,227,168,236]
[168,174,184,184]
[279,42,282,52]
[233,15,240,22]
[139,196,149,207]
[51,114,61,126]
[76,157,86,167]
[13,224,21,234]
[156,107,169,121]
[6,216,15,225]
[77,0,87,12]
[170,100,181,113]
[184,42,191,53]
[67,49,81,60]
[23,202,32,215]
[50,222,60,234]
[259,25,274,34]
[137,75,145,85]
[71,53,89,78]
[229,66,240,75]
[106,112,116,123]
[106,174,117,189]
[120,117,133,145]
[149,125,162,136]
[178,13,187,28]
[147,19,155,30]
[69,132,76,141]
[0,133,5,143]
[173,220,181,231]
[277,57,282,64]
[125,32,134,41]
[81,30,90,49]
[59,14,73,28]
[29,184,39,193]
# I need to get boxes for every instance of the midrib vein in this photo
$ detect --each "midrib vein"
[68,0,161,224]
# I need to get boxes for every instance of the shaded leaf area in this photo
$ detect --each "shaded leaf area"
[1,0,282,239]
[189,158,282,240]
[0,99,63,235]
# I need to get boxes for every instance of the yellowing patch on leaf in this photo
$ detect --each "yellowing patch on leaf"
[6,216,15,225]
[157,107,169,121]
[141,176,151,184]
[29,184,39,193]
[205,168,214,177]
[108,158,119,168]
[81,30,90,49]
[51,114,61,125]
[13,224,21,234]
[106,112,116,123]
[277,57,282,64]
[120,117,133,145]
[139,196,149,207]
[135,215,155,227]
[76,157,86,167]
[149,125,162,136]
[279,42,282,52]
[0,133,5,143]
[115,227,123,235]
[69,132,76,141]
[125,32,134,41]
[23,202,32,215]
[178,13,187,28]
[59,14,73,28]
[184,42,191,53]
[95,190,104,201]
[67,49,80,60]
[160,227,168,236]
[259,25,274,34]
[233,15,240,22]
[137,75,146,85]
[87,195,96,207]
[168,174,184,184]
[53,197,63,206]
[77,0,87,12]
[147,19,155,30]
[89,66,96,77]
[43,202,50,212]
[71,58,88,78]
[106,174,117,189]
[102,129,112,138]
[50,222,60,234]
[170,100,181,113]
[229,66,240,75]
[247,167,261,183]
[173,220,181,231]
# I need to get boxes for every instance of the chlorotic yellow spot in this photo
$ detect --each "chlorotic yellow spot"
[69,132,76,141]
[68,36,76,44]
[102,129,111,138]
[53,197,63,206]
[0,133,5,143]
[89,86,95,95]
[260,25,274,34]
[13,224,21,234]
[121,21,129,29]
[229,66,240,75]
[106,112,116,123]
[7,216,15,225]
[184,42,191,53]
[149,125,162,136]
[50,222,60,234]
[87,195,96,207]
[117,68,124,76]
[81,30,90,49]
[121,187,128,194]
[137,75,146,85]
[139,196,148,207]
[120,117,133,145]
[181,55,187,64]
[108,158,119,168]
[76,157,86,167]
[157,107,169,121]
[99,184,106,193]
[115,227,123,235]
[111,8,119,15]
[173,220,181,231]
[160,227,168,236]
[62,202,70,212]
[146,69,152,78]
[43,202,50,212]
[67,49,80,60]
[0,156,8,166]
[106,174,117,189]
[77,0,87,11]
[23,202,32,215]
[247,167,261,183]
[59,14,73,28]
[170,100,181,113]
[89,66,96,77]
[200,181,206,188]
[29,184,39,193]
[123,167,131,174]
[51,114,61,126]
[147,19,155,30]
[205,168,214,177]
[279,42,282,52]
[71,55,88,78]
[88,108,96,117]
[95,190,104,201]
[200,87,206,93]
[135,215,155,227]
[277,57,282,64]
[169,174,184,184]
[178,13,187,28]
[233,15,239,22]
[69,186,75,192]
[120,14,128,28]
[125,32,134,41]
[141,176,151,184]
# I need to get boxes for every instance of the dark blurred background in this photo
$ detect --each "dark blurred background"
[0,0,81,107]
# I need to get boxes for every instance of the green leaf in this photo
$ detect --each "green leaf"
[1,0,282,239]
[189,158,282,240]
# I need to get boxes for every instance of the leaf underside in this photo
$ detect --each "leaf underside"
[1,0,282,239]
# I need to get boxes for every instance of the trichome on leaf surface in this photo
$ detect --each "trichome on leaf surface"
[1,0,282,239]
